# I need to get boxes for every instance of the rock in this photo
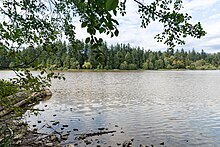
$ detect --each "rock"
[160,142,164,145]
[52,121,59,125]
[63,124,68,127]
[84,139,92,145]
[61,133,69,140]
[115,125,118,127]
[45,105,48,107]
[120,131,124,133]
[131,138,134,141]
[32,124,36,127]
[37,120,42,123]
[67,130,71,133]
[50,134,57,141]
[34,141,42,145]
[98,127,105,130]
[97,145,101,147]
[15,140,22,145]
[117,143,121,146]
[45,143,53,146]
[53,114,56,117]
[123,140,132,147]
[73,128,79,131]
[44,88,52,96]
[14,134,24,140]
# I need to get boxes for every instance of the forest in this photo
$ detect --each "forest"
[1,40,220,71]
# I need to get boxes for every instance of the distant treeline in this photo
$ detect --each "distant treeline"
[1,40,220,70]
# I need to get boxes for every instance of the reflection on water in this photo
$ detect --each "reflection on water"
[1,70,220,146]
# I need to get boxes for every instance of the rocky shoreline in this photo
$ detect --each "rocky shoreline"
[0,89,165,147]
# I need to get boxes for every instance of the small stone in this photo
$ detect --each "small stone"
[117,143,121,146]
[52,122,59,125]
[97,145,101,147]
[63,124,69,127]
[115,125,118,127]
[92,118,94,120]
[160,142,164,145]
[67,130,71,133]
[120,131,124,133]
[131,138,134,141]
[45,143,53,146]
[45,105,48,107]
[61,127,64,130]
[61,134,69,140]
[33,124,36,127]
[123,140,132,147]
[98,127,105,131]
[50,134,57,141]
[73,128,79,131]
[111,134,114,136]
[37,120,41,123]
[53,114,56,117]
[34,141,42,145]
[84,140,91,145]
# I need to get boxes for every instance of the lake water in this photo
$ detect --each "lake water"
[1,70,220,146]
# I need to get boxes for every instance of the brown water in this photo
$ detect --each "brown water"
[1,70,220,146]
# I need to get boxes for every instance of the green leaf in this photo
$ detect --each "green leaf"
[85,37,90,43]
[114,29,119,36]
[105,0,119,11]
[81,22,87,28]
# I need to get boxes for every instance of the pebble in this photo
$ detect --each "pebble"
[37,120,41,123]
[45,143,53,146]
[63,124,69,127]
[73,128,79,131]
[50,134,57,141]
[160,142,164,145]
[32,124,36,127]
[115,125,119,127]
[98,127,105,131]
[52,122,59,125]
[84,140,92,145]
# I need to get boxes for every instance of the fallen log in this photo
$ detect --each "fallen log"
[0,89,52,118]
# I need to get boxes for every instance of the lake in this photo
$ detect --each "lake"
[1,70,220,146]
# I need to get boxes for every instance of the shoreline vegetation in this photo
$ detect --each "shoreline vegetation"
[0,88,53,146]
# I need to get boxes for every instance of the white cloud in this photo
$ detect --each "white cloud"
[74,0,220,53]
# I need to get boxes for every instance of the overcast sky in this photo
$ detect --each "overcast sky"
[74,0,220,53]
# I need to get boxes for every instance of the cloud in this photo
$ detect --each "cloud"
[74,0,220,53]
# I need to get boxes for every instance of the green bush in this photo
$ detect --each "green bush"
[0,80,19,99]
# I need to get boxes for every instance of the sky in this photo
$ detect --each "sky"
[74,0,220,53]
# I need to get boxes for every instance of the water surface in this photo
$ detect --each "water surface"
[1,70,220,146]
